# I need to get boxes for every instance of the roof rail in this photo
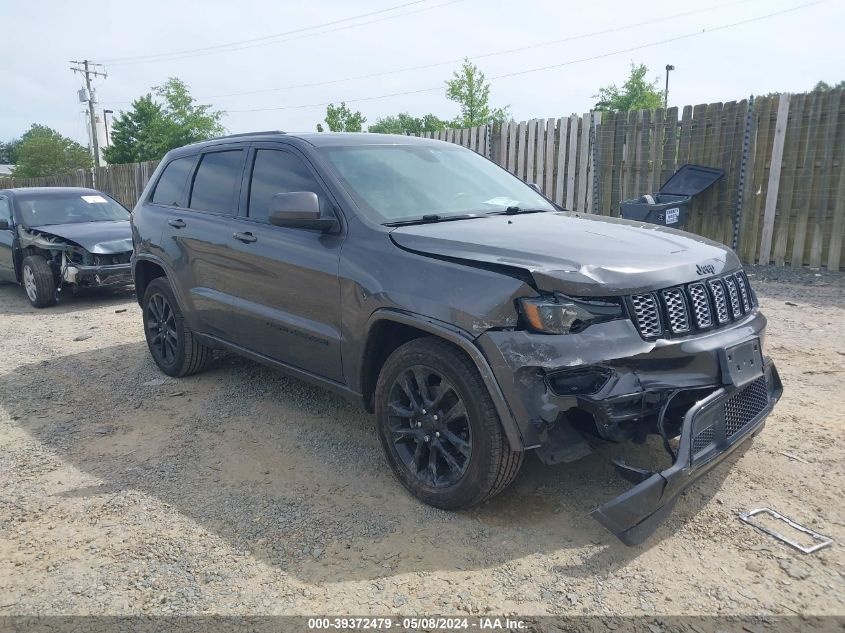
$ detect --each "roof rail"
[212,130,286,140]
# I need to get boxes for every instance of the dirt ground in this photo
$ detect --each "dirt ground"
[0,265,843,618]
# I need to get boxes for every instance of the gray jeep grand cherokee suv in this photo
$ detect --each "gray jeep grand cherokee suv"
[131,131,782,545]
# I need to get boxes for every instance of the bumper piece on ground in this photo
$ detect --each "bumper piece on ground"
[591,360,782,546]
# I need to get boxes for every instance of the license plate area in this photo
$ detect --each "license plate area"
[720,337,764,387]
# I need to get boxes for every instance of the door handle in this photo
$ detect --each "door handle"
[233,231,257,243]
[168,218,186,228]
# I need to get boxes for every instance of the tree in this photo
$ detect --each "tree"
[0,138,20,164]
[445,58,508,128]
[368,112,449,135]
[594,63,664,112]
[104,77,225,164]
[10,124,92,178]
[317,102,366,132]
[103,95,167,164]
[813,80,845,91]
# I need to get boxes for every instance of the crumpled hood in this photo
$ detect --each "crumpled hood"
[389,211,739,296]
[29,221,132,254]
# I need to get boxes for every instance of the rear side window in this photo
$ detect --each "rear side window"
[247,149,326,223]
[189,150,244,214]
[151,156,194,206]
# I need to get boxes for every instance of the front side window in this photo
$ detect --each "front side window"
[319,143,554,223]
[189,150,244,214]
[151,156,194,206]
[247,149,326,223]
[0,197,11,223]
[15,193,129,227]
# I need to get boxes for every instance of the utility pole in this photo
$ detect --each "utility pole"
[664,64,675,110]
[70,60,107,167]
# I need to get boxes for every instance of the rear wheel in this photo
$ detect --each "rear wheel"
[21,255,57,308]
[142,277,212,377]
[375,337,523,510]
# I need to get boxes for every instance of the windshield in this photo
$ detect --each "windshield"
[16,193,129,227]
[319,144,555,223]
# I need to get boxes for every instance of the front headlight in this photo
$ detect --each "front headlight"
[518,295,623,335]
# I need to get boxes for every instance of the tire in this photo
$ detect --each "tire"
[375,336,523,510]
[21,255,57,308]
[142,277,213,377]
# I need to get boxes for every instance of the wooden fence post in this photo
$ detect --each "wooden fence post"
[758,94,790,264]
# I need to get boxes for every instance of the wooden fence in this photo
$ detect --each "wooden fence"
[423,90,845,271]
[2,89,843,270]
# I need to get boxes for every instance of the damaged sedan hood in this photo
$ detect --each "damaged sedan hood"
[28,221,132,254]
[389,211,739,296]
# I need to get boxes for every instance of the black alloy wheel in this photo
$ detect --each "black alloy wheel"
[145,291,179,367]
[387,364,473,487]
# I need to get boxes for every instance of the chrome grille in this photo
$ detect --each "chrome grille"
[723,275,743,318]
[708,279,730,324]
[630,293,662,338]
[688,283,712,329]
[628,269,755,340]
[735,272,751,312]
[661,288,690,333]
[724,376,769,438]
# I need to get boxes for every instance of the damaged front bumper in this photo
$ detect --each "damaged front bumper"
[63,262,132,288]
[592,359,782,545]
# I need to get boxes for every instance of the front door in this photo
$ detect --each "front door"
[0,196,17,282]
[225,145,344,382]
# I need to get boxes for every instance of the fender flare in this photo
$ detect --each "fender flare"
[131,254,189,313]
[364,308,525,451]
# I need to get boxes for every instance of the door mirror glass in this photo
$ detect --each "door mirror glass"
[268,192,336,231]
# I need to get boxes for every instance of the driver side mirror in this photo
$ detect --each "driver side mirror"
[268,192,337,232]
[0,218,10,230]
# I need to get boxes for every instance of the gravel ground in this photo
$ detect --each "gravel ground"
[0,266,843,617]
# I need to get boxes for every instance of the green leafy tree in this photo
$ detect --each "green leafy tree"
[10,124,92,178]
[0,138,21,164]
[104,77,225,164]
[594,63,664,112]
[103,95,168,164]
[317,102,366,132]
[445,58,508,128]
[813,80,845,91]
[368,112,449,134]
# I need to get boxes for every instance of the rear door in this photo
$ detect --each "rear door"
[225,143,344,381]
[161,146,247,338]
[0,195,16,281]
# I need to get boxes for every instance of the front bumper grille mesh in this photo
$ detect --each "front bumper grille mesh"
[629,270,755,340]
[724,375,769,438]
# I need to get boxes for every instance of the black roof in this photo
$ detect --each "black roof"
[0,186,104,198]
[167,131,445,156]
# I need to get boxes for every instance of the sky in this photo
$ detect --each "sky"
[1,0,843,145]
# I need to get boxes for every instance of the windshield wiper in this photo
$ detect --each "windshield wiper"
[383,213,484,227]
[498,206,550,215]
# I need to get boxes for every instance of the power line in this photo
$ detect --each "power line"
[197,0,756,101]
[103,0,757,106]
[103,0,466,66]
[225,0,825,114]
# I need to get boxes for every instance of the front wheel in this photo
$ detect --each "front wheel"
[21,255,57,308]
[142,277,212,377]
[375,337,523,510]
